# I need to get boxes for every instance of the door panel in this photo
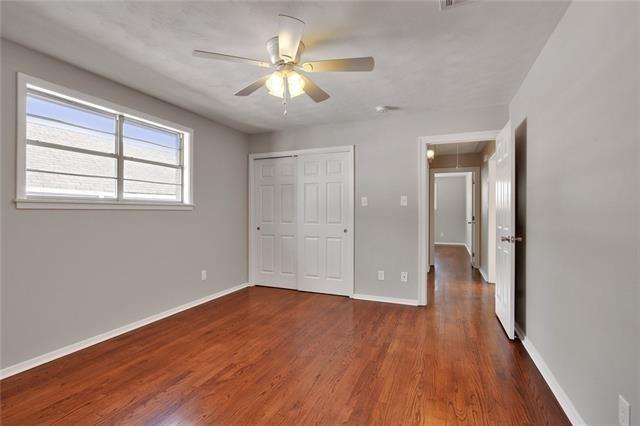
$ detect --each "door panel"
[259,236,275,272]
[303,236,320,278]
[495,121,516,339]
[298,152,353,296]
[254,157,297,289]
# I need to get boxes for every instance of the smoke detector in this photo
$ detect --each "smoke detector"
[440,0,468,10]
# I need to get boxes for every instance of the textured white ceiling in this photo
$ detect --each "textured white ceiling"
[0,1,569,134]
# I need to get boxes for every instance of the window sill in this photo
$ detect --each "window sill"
[15,198,195,211]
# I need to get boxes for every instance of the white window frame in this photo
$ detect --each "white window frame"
[15,73,194,210]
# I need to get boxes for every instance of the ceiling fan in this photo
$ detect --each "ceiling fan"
[193,14,375,115]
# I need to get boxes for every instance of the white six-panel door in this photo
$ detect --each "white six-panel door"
[254,157,297,289]
[495,122,516,339]
[297,152,354,296]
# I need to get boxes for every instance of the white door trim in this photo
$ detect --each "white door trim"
[248,145,355,292]
[429,167,481,269]
[418,130,500,306]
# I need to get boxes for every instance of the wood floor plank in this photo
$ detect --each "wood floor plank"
[1,246,570,425]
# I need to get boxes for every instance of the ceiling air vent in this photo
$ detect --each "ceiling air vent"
[440,0,468,11]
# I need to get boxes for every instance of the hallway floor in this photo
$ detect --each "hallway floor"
[1,245,569,424]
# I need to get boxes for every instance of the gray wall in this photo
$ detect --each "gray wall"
[434,175,466,245]
[249,106,507,301]
[480,160,490,278]
[0,39,249,368]
[509,2,640,424]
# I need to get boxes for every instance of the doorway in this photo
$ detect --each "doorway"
[418,130,500,306]
[249,146,355,297]
[430,168,480,269]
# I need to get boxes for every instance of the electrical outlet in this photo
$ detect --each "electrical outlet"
[400,272,408,282]
[377,270,385,281]
[400,195,408,206]
[361,196,368,207]
[201,270,207,281]
[619,395,630,426]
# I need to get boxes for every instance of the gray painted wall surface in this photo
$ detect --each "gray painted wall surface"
[509,2,640,424]
[249,107,507,300]
[434,176,466,245]
[480,160,490,278]
[0,40,249,368]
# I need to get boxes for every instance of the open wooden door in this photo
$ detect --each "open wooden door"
[495,121,516,339]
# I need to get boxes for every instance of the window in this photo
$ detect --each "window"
[16,74,193,209]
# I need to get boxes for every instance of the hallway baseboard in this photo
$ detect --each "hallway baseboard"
[515,324,586,425]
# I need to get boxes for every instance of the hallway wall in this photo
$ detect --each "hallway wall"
[509,2,640,424]
[434,175,466,245]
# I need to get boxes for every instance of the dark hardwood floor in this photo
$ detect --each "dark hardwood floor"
[1,245,569,425]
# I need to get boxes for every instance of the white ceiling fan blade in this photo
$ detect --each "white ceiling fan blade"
[193,50,271,68]
[278,14,305,62]
[235,75,270,96]
[301,57,375,72]
[299,74,330,103]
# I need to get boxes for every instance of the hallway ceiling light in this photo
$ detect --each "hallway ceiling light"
[427,149,435,162]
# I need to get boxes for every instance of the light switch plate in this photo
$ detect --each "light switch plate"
[201,270,207,281]
[400,272,408,282]
[361,196,368,207]
[377,270,385,281]
[400,195,408,206]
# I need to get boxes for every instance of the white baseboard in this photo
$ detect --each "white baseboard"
[479,267,489,283]
[515,324,586,425]
[434,242,466,246]
[351,293,419,306]
[464,243,471,256]
[0,282,251,379]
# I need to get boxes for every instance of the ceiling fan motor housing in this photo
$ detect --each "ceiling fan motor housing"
[266,36,305,65]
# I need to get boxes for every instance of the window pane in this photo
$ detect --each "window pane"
[27,170,116,199]
[27,145,117,178]
[124,160,181,185]
[123,119,180,165]
[123,180,181,202]
[26,93,116,154]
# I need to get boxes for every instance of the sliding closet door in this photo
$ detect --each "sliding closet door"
[254,157,297,289]
[297,152,353,296]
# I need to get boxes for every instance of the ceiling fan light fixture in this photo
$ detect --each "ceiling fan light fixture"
[266,71,305,99]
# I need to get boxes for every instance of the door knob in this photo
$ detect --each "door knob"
[511,236,523,243]
[257,226,260,231]
[344,229,348,233]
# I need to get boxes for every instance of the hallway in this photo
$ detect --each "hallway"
[1,245,569,424]
[426,244,569,424]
